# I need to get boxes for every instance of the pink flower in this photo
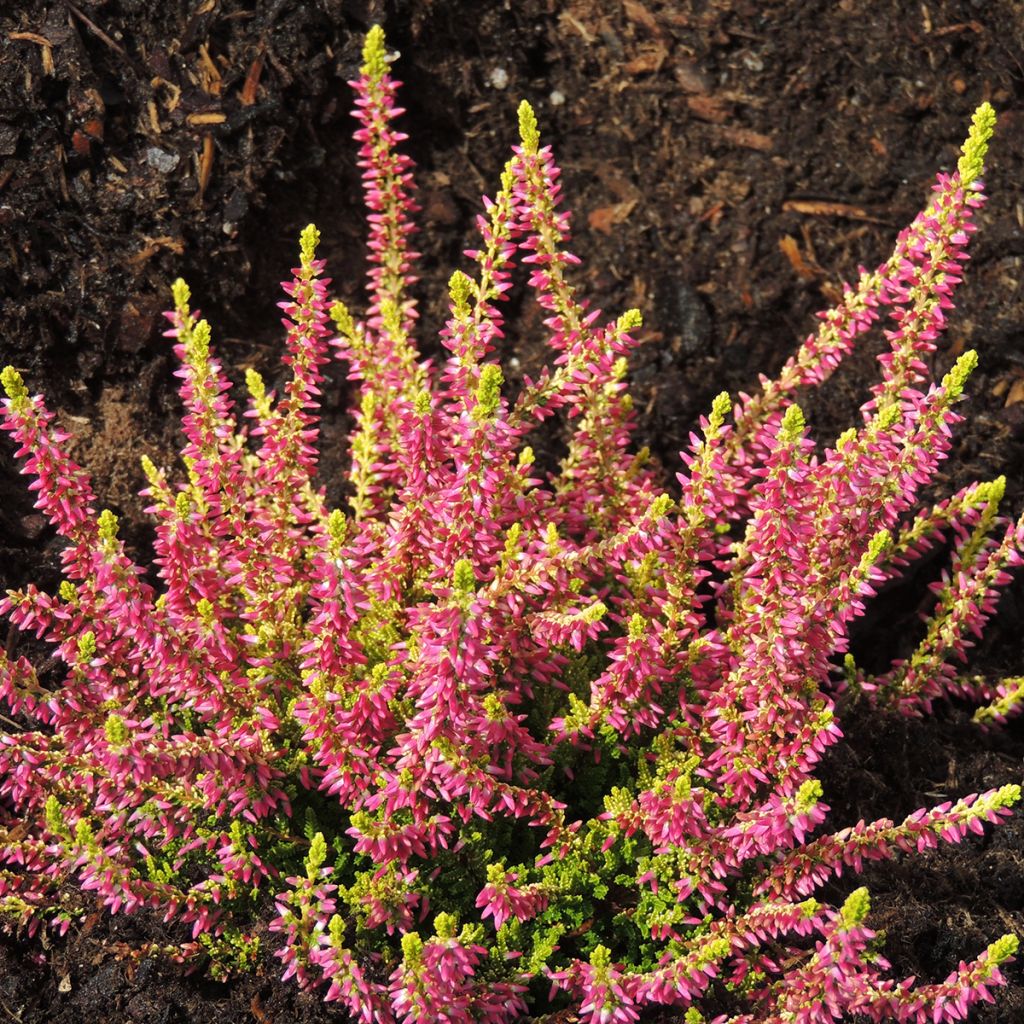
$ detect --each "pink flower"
[475,863,549,929]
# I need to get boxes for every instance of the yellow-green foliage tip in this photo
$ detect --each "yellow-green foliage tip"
[171,278,191,318]
[448,270,473,316]
[330,301,355,337]
[617,308,643,332]
[864,528,892,565]
[958,102,996,187]
[361,25,388,82]
[779,403,806,445]
[840,886,871,928]
[306,831,327,877]
[245,368,265,402]
[518,100,539,153]
[987,933,1019,966]
[453,558,476,594]
[98,509,120,542]
[1,366,28,406]
[190,320,212,362]
[795,779,823,812]
[77,631,97,662]
[708,391,732,435]
[942,349,978,398]
[401,930,423,964]
[983,475,1007,507]
[300,223,321,266]
[475,363,504,419]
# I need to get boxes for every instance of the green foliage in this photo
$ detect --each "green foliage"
[198,927,261,981]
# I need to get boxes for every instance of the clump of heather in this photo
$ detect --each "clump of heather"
[0,24,1021,1024]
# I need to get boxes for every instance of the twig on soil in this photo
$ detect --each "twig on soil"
[0,994,23,1023]
[7,32,54,74]
[240,50,266,106]
[65,2,128,59]
[198,134,215,199]
[782,198,892,224]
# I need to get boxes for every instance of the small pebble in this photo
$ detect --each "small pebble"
[145,147,179,173]
[488,67,509,90]
[549,89,566,107]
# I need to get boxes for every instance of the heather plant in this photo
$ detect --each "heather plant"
[0,24,1021,1024]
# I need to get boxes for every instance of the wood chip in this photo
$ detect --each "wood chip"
[8,30,52,45]
[2,820,29,843]
[9,32,54,74]
[588,200,637,234]
[198,42,222,97]
[782,199,887,222]
[129,235,186,266]
[187,111,226,126]
[623,42,668,76]
[623,0,661,35]
[717,125,773,151]
[687,94,730,124]
[673,61,710,94]
[240,51,265,106]
[250,994,272,1024]
[558,11,596,44]
[779,235,817,281]
[933,20,984,36]
[151,76,182,112]
[1006,378,1024,407]
[198,133,214,198]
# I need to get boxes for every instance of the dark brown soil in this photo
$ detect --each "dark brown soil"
[1,1,1023,1021]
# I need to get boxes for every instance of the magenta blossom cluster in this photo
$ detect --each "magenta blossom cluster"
[0,25,1020,1024]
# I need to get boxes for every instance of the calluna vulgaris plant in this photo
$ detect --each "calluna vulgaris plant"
[0,25,1021,1024]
